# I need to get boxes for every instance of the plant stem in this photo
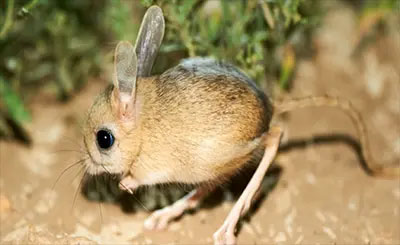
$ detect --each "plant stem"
[0,0,15,40]
[23,0,40,12]
[18,0,41,17]
[259,0,275,29]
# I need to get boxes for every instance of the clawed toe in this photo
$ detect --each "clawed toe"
[144,208,174,231]
[213,224,236,245]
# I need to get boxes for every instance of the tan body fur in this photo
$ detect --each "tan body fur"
[85,59,273,185]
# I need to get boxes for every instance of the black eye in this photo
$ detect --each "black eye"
[96,129,114,150]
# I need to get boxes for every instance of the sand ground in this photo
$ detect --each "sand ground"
[1,2,399,244]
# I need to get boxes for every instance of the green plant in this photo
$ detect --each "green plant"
[140,0,320,90]
[0,0,135,141]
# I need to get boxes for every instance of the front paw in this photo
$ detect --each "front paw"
[118,176,139,194]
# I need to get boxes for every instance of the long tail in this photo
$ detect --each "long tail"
[273,95,400,178]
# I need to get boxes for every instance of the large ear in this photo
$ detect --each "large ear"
[134,5,165,77]
[112,41,138,118]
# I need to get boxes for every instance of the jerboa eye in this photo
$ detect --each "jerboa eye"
[96,129,114,149]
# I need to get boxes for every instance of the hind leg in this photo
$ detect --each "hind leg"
[213,126,282,245]
[144,185,212,230]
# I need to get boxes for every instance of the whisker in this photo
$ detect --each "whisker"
[71,166,88,212]
[133,193,150,212]
[99,200,104,226]
[50,149,87,155]
[99,164,112,176]
[60,134,83,148]
[120,181,150,212]
[52,158,88,191]
[71,164,87,184]
[95,175,104,226]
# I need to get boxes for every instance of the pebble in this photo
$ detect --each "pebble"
[295,235,304,244]
[315,210,326,223]
[322,226,337,240]
[274,232,287,243]
[305,172,317,185]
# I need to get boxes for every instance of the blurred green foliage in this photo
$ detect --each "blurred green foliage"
[0,0,107,100]
[0,77,31,124]
[0,0,137,140]
[141,0,320,89]
[358,0,399,31]
[362,0,399,11]
[0,0,321,141]
[2,0,396,142]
